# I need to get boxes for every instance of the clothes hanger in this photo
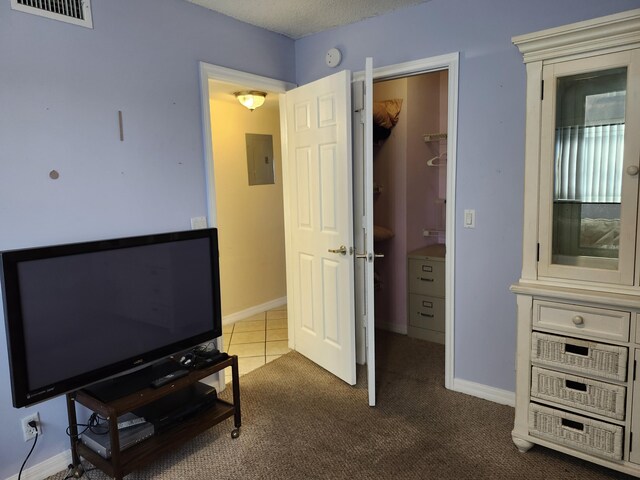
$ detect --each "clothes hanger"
[426,152,447,167]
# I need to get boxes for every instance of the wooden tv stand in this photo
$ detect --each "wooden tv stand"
[65,355,240,480]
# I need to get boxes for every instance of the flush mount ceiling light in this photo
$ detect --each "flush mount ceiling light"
[234,91,267,111]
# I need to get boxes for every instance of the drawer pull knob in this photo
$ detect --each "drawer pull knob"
[419,313,434,318]
[419,277,435,282]
[572,315,584,326]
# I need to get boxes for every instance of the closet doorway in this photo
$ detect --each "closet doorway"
[369,66,455,386]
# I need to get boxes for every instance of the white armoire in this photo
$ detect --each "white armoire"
[511,9,640,477]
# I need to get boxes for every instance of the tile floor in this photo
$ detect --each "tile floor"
[222,304,289,380]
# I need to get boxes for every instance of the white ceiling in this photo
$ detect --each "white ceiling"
[187,0,430,39]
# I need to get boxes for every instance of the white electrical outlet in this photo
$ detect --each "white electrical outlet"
[21,412,41,441]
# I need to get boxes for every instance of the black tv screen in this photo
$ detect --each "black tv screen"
[1,228,222,407]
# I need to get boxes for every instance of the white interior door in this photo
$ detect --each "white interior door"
[282,70,356,385]
[363,59,376,406]
[353,59,376,405]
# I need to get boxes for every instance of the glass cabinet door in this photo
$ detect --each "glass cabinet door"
[538,51,640,285]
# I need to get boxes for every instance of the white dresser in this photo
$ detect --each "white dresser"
[511,9,640,477]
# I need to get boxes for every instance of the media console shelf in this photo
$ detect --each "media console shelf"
[66,355,241,480]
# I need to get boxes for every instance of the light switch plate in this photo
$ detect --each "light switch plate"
[464,209,475,228]
[191,216,207,230]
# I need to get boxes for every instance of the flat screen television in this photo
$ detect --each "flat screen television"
[1,228,222,408]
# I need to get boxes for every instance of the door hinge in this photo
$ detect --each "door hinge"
[536,243,540,262]
[634,359,637,382]
[541,80,544,101]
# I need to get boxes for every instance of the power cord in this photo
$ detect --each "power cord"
[65,412,109,438]
[17,421,38,480]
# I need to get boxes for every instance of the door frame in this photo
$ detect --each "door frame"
[354,52,459,390]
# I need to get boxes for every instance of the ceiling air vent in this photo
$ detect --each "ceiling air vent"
[10,0,93,29]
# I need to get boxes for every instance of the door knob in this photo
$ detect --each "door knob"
[627,165,639,176]
[355,251,384,261]
[328,245,348,255]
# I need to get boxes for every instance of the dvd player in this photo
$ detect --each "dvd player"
[133,381,217,433]
[81,414,154,459]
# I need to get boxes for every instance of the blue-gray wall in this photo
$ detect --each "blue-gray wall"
[294,0,640,391]
[0,1,294,477]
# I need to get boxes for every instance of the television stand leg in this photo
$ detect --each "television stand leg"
[67,464,85,479]
[65,394,81,467]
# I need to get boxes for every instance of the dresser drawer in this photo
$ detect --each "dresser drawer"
[408,259,444,297]
[408,294,445,332]
[533,300,630,342]
[531,366,626,420]
[529,403,623,460]
[531,332,628,382]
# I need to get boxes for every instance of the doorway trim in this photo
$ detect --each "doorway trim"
[354,52,459,390]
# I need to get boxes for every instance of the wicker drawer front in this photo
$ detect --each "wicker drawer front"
[533,300,630,342]
[531,367,626,420]
[529,403,623,460]
[408,259,444,297]
[408,294,445,331]
[531,332,628,381]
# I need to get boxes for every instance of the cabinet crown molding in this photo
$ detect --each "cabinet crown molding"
[512,8,640,63]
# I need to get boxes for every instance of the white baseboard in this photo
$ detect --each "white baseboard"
[376,321,407,335]
[452,378,515,407]
[5,449,72,480]
[222,296,287,325]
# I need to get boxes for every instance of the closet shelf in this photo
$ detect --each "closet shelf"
[423,133,447,142]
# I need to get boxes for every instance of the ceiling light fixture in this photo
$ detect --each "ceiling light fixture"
[234,91,267,111]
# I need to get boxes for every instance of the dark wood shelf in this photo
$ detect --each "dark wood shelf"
[67,355,241,480]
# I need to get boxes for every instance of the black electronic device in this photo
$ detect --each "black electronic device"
[133,381,218,433]
[81,415,155,459]
[190,348,228,369]
[1,229,223,408]
[150,368,190,388]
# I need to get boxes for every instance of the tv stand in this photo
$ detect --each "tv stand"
[66,355,240,480]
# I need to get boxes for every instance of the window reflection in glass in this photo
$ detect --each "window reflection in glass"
[552,67,626,269]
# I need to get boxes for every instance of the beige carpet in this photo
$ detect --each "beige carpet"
[48,332,632,479]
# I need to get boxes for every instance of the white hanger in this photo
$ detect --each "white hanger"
[427,152,447,167]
